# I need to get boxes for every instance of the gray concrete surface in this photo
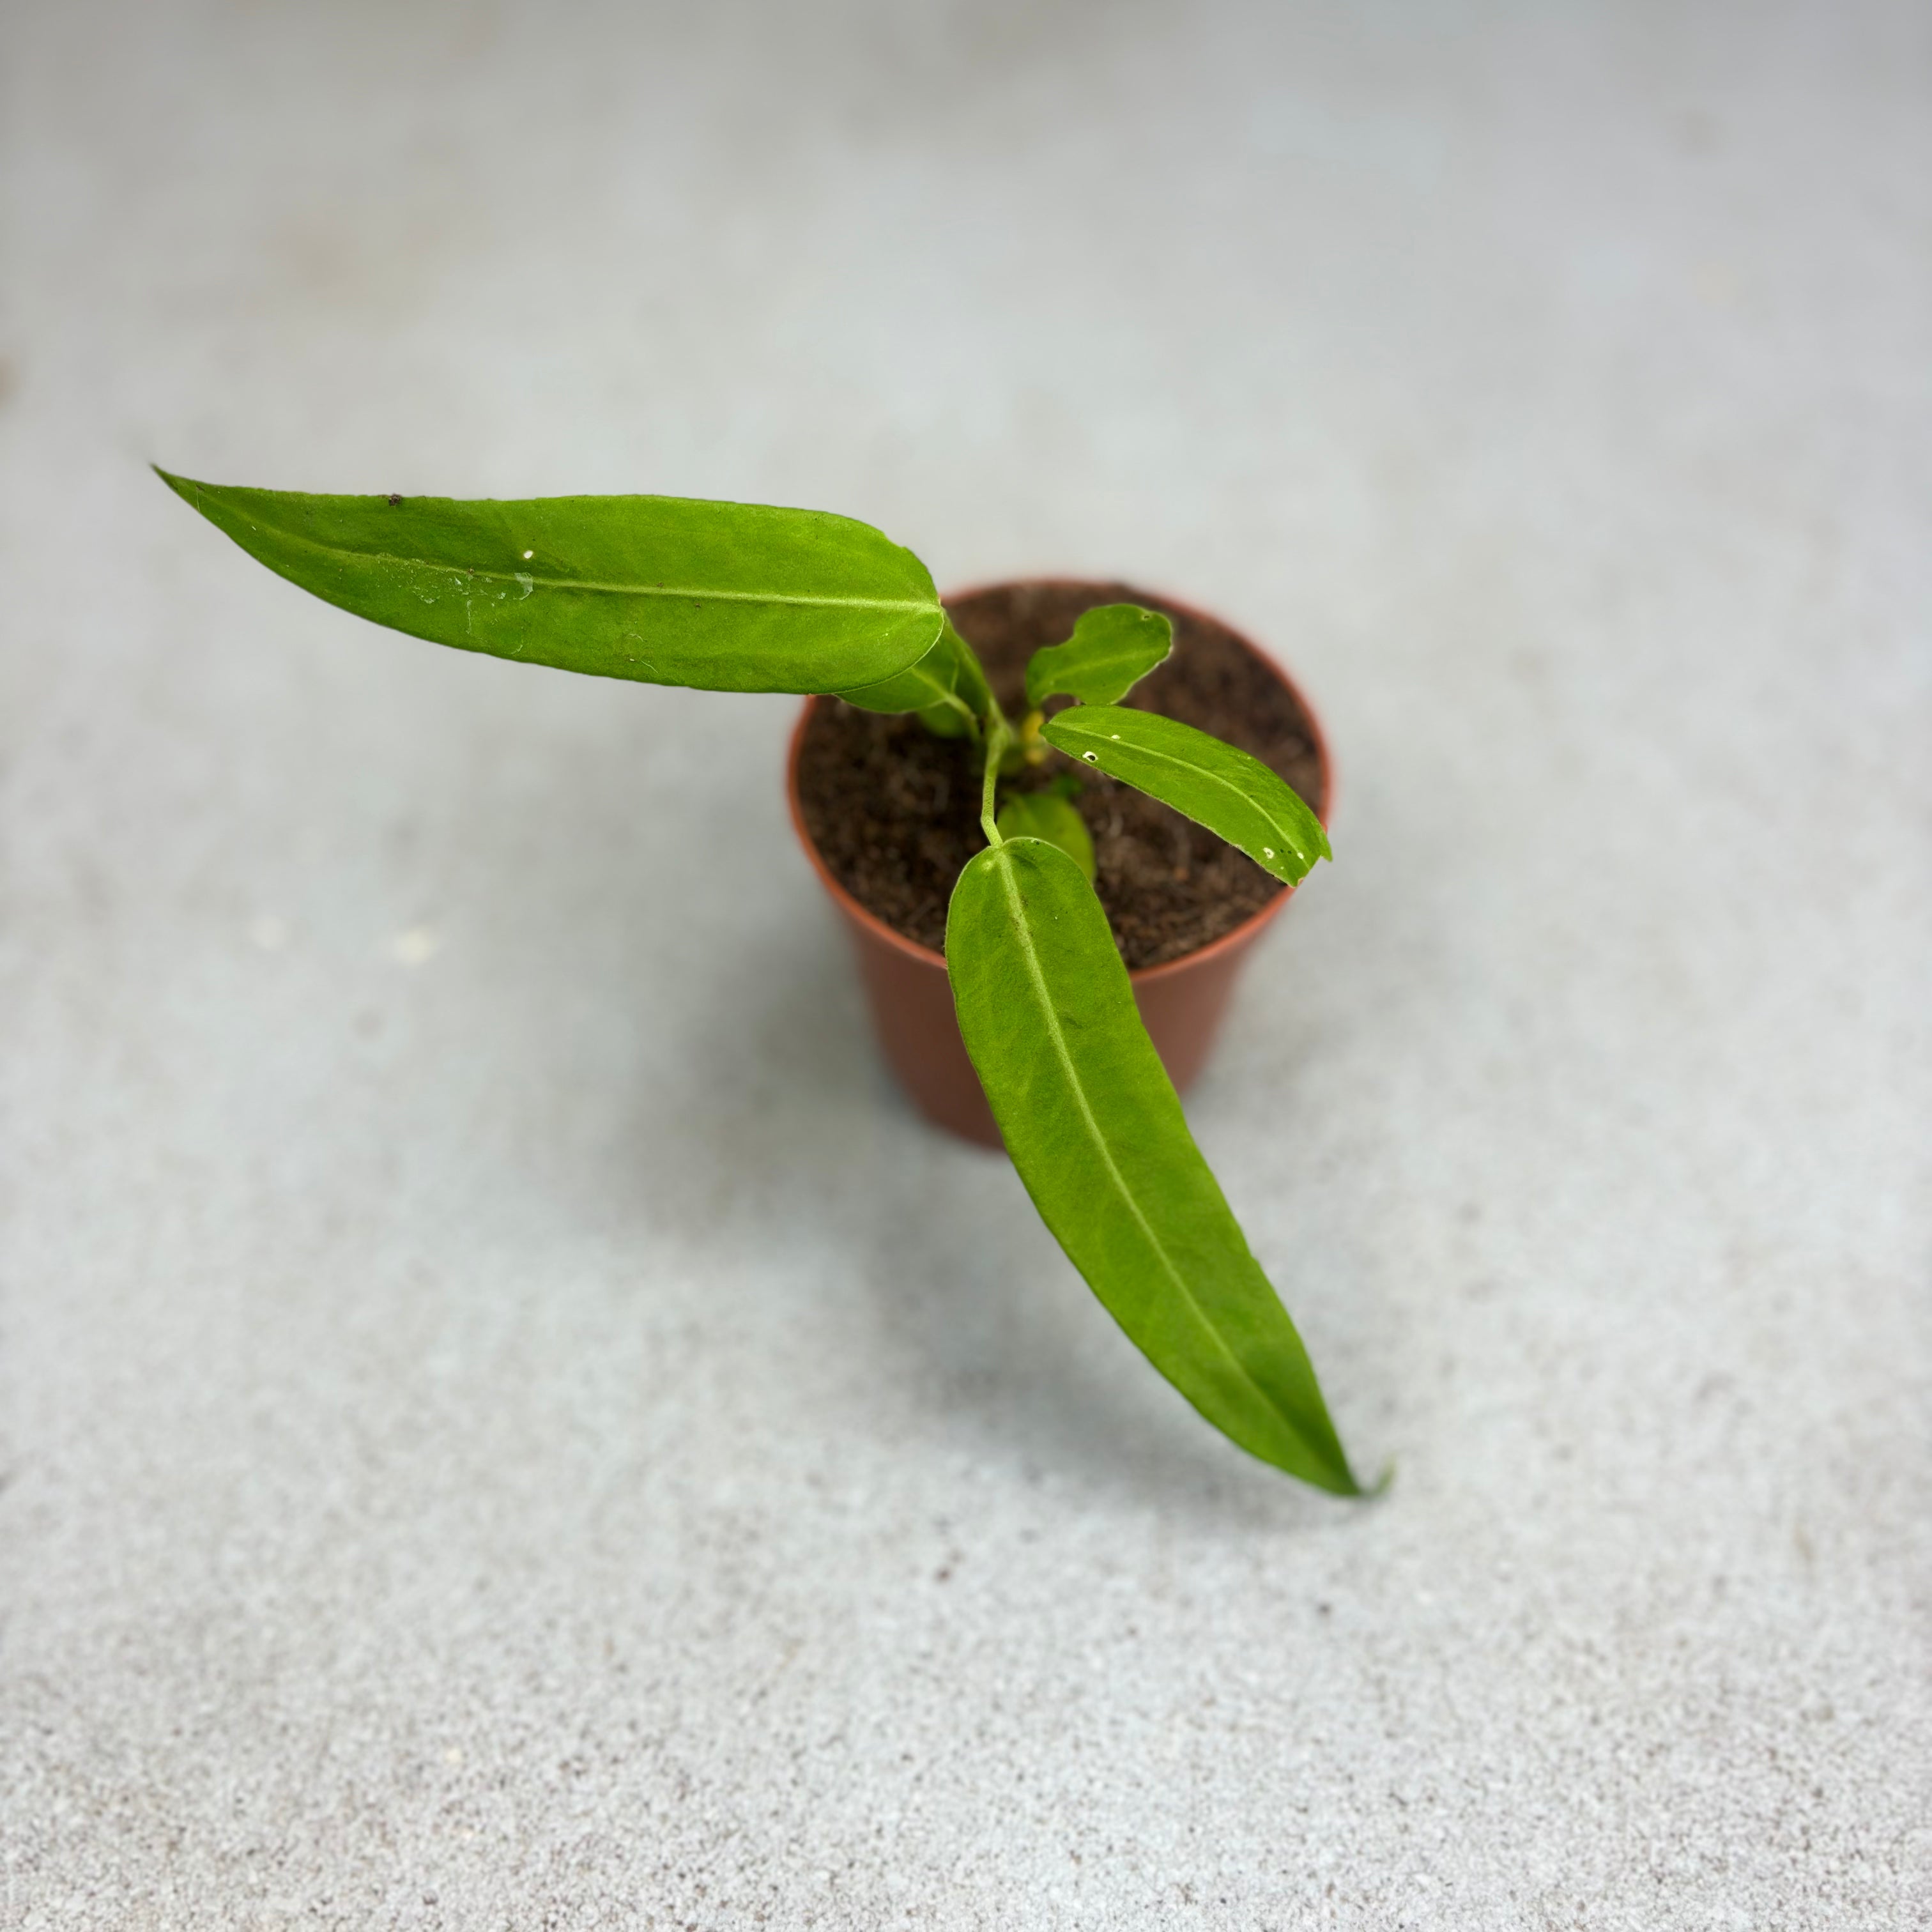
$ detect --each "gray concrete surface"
[3,3,1928,1926]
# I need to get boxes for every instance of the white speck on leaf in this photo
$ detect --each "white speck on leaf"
[522,549,533,560]
[1082,751,1099,763]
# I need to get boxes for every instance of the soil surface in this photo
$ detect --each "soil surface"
[794,581,1328,969]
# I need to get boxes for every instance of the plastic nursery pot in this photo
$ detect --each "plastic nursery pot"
[785,581,1334,1151]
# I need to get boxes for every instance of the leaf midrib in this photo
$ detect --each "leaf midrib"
[990,843,1301,1447]
[221,507,937,614]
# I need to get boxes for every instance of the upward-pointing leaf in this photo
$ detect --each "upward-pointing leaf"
[157,472,944,695]
[995,790,1096,882]
[1043,705,1330,886]
[1025,603,1173,709]
[947,836,1360,1493]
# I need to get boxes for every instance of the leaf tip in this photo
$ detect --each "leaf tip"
[153,464,204,509]
[1291,1436,1381,1499]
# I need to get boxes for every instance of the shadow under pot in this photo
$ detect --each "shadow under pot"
[786,579,1333,1149]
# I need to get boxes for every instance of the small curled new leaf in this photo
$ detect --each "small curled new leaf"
[1041,705,1330,886]
[995,790,1096,882]
[1024,604,1174,709]
[156,471,944,696]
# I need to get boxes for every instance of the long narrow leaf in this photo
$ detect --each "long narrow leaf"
[1043,706,1330,885]
[947,836,1360,1492]
[158,471,944,694]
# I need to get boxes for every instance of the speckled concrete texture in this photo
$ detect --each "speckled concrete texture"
[2,3,1927,1926]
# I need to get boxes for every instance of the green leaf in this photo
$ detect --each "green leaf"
[157,471,944,695]
[1042,706,1330,885]
[1025,602,1173,709]
[946,836,1360,1493]
[995,791,1096,883]
[839,616,994,735]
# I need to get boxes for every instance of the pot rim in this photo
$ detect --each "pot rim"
[784,576,1335,985]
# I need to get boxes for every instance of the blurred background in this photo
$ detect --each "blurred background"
[3,3,1927,1926]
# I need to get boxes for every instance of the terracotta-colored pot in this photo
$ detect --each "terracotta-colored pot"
[786,585,1333,1149]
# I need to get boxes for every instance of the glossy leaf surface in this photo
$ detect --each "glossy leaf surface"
[1025,603,1173,709]
[1043,706,1330,885]
[839,616,993,735]
[158,471,944,694]
[995,791,1096,882]
[946,836,1359,1492]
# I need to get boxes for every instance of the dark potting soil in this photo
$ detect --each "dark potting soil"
[794,581,1328,970]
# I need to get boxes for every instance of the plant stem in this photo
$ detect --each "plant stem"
[980,714,1013,845]
[951,693,985,748]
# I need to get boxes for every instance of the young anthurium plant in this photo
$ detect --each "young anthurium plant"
[159,471,1368,1497]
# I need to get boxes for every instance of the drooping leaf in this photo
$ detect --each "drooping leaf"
[1043,706,1330,885]
[946,836,1360,1493]
[157,471,944,695]
[995,790,1096,882]
[1024,603,1173,709]
[839,616,994,735]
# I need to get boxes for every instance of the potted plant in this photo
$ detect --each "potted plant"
[787,577,1334,1151]
[158,471,1372,1497]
